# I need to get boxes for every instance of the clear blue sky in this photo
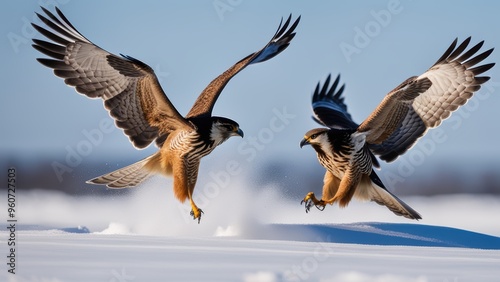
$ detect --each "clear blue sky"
[2,1,499,179]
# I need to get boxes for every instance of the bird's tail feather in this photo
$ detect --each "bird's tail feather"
[369,183,422,220]
[355,172,422,220]
[87,152,161,188]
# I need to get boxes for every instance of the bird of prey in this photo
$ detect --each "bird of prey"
[300,37,494,219]
[32,7,300,223]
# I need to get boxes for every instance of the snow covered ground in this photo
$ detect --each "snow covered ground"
[2,180,500,281]
[4,229,500,282]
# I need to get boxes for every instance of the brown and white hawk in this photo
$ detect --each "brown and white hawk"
[301,37,494,219]
[32,7,300,223]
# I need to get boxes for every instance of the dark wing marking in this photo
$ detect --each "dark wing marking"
[311,74,358,130]
[359,37,494,162]
[32,7,192,149]
[186,15,301,118]
[368,109,426,162]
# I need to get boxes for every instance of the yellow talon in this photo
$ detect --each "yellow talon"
[301,192,326,212]
[189,200,204,224]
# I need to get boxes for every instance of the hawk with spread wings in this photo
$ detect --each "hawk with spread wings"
[300,37,494,219]
[32,7,300,223]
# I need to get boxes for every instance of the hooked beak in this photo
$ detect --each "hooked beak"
[300,137,310,148]
[235,128,244,138]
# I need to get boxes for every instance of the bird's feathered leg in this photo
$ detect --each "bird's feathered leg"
[301,171,341,212]
[188,179,203,224]
[187,175,204,224]
[321,167,361,208]
[188,162,203,224]
[173,157,203,223]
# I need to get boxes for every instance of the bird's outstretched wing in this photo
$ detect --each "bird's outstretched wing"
[32,7,192,149]
[358,37,494,162]
[311,74,358,129]
[186,15,301,119]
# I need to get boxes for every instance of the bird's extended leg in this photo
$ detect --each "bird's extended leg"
[301,192,327,212]
[179,159,204,224]
[189,198,204,224]
[323,167,360,208]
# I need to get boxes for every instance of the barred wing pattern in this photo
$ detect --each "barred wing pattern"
[32,7,191,149]
[360,37,494,162]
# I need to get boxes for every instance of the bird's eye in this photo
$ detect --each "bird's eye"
[310,134,318,140]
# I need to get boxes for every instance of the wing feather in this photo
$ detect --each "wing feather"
[369,110,426,162]
[447,37,472,61]
[358,77,432,145]
[32,7,191,149]
[311,74,358,129]
[359,37,494,162]
[413,38,494,128]
[186,15,301,118]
